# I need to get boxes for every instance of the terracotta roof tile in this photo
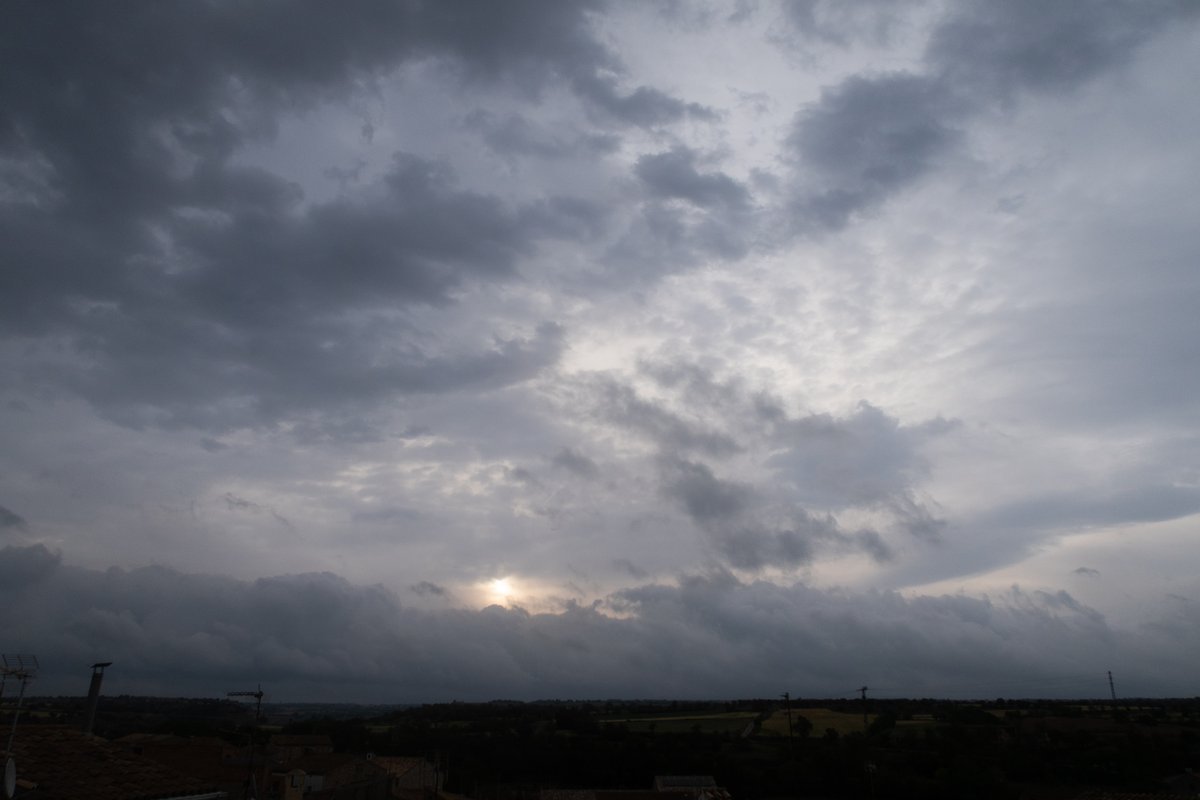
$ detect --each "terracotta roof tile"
[9,726,225,800]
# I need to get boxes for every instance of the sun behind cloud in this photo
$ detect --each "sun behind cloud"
[488,577,515,604]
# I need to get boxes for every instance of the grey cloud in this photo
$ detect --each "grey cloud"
[573,365,945,567]
[782,0,919,46]
[519,196,612,242]
[506,466,541,487]
[787,72,964,231]
[767,402,956,510]
[353,506,424,524]
[0,504,27,530]
[658,456,890,570]
[0,543,60,587]
[1074,567,1100,577]
[224,493,266,514]
[659,457,751,522]
[576,77,719,127]
[884,492,947,543]
[291,416,387,446]
[601,201,753,285]
[465,110,621,159]
[783,1,1197,232]
[611,558,648,580]
[411,581,449,597]
[635,147,751,210]
[224,493,291,530]
[982,484,1200,533]
[199,437,228,453]
[550,447,600,480]
[6,544,1193,700]
[926,0,1199,100]
[587,375,741,457]
[0,0,690,437]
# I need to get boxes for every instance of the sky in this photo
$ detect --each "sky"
[2,0,1199,703]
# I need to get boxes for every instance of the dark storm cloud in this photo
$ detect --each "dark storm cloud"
[0,544,59,587]
[0,0,709,435]
[783,0,1198,231]
[0,504,27,530]
[7,544,1191,700]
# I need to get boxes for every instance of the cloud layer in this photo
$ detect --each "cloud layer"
[2,1,1199,699]
[4,543,1195,701]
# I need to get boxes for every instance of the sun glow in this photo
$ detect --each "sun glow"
[489,577,514,602]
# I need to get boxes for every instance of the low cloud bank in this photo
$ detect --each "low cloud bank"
[3,544,1193,703]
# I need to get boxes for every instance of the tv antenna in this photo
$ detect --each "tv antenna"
[781,692,794,756]
[2,654,38,785]
[228,685,265,799]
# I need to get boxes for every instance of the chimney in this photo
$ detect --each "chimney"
[82,662,111,735]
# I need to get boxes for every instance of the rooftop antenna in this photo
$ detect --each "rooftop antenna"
[228,685,265,799]
[83,662,112,735]
[781,692,794,757]
[2,655,38,758]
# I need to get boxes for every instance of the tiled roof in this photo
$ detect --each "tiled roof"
[8,726,225,800]
[655,777,717,790]
[267,734,333,747]
[287,751,353,772]
[372,756,428,777]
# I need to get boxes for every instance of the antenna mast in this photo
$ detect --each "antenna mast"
[781,692,794,757]
[2,655,38,757]
[228,685,265,799]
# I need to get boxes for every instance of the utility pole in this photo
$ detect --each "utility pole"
[228,685,265,799]
[781,692,794,757]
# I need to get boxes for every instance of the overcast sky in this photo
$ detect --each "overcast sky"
[2,0,1199,703]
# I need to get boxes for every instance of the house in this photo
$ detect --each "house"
[371,756,442,799]
[269,734,335,764]
[267,752,390,799]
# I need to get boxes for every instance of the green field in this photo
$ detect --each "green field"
[600,710,759,735]
[761,708,877,737]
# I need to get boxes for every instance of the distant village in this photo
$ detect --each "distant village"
[3,657,1200,800]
